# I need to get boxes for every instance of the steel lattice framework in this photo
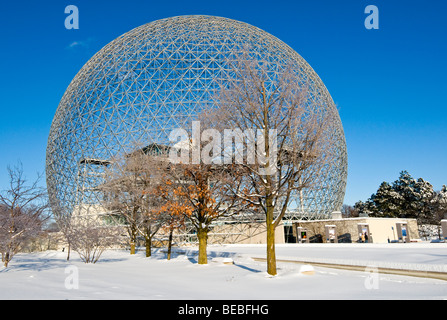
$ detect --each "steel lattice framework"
[46,15,347,222]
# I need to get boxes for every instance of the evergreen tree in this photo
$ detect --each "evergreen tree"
[360,171,441,223]
[353,200,367,213]
[370,181,403,217]
[429,185,447,224]
[354,199,376,214]
[391,171,419,218]
[436,185,447,215]
[414,178,435,223]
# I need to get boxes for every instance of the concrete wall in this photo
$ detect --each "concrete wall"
[367,218,418,243]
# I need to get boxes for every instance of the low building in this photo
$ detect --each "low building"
[289,217,419,244]
[205,216,418,245]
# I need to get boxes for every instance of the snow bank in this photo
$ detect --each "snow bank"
[0,243,446,300]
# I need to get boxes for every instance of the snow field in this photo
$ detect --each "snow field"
[1,243,447,300]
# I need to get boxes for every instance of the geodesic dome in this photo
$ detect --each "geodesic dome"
[46,15,347,220]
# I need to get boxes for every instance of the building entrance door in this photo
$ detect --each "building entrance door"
[357,223,370,243]
[396,222,410,243]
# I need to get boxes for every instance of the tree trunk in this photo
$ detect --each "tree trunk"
[145,236,151,257]
[167,228,173,260]
[130,241,136,255]
[3,252,10,268]
[262,102,277,276]
[197,227,208,264]
[144,224,152,257]
[66,243,71,261]
[266,202,277,276]
[130,227,137,255]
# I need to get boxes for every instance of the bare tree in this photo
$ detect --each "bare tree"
[65,213,120,264]
[100,146,165,256]
[341,204,359,218]
[140,205,164,258]
[55,213,74,261]
[202,53,337,275]
[0,163,49,267]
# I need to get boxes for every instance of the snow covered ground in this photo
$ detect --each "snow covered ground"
[1,243,447,300]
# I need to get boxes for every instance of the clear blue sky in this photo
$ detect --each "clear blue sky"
[0,0,446,206]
